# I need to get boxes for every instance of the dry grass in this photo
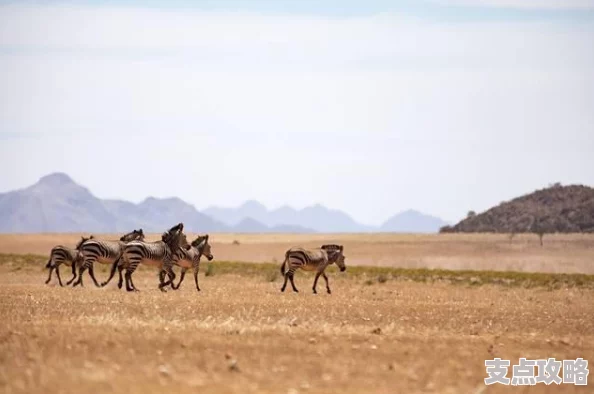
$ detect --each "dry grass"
[1,232,593,274]
[0,234,593,393]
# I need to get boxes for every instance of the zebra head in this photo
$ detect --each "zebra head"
[167,222,184,235]
[321,244,346,272]
[120,229,144,242]
[75,235,94,250]
[191,234,214,261]
[162,223,187,250]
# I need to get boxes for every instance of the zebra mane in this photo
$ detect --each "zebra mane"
[75,235,94,250]
[120,228,144,242]
[162,229,187,250]
[321,244,343,253]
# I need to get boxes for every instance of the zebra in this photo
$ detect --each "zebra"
[72,229,145,288]
[119,223,187,292]
[168,234,214,291]
[280,244,346,294]
[45,235,94,286]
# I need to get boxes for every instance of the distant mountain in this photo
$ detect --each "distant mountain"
[0,173,450,234]
[204,200,268,226]
[103,197,227,233]
[380,210,449,233]
[441,184,594,233]
[0,173,227,233]
[204,202,373,233]
[0,173,117,233]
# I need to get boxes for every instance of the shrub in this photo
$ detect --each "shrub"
[205,263,216,277]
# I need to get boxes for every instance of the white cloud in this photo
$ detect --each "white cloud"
[430,0,594,10]
[0,4,593,224]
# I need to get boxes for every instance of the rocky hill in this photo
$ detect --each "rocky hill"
[441,184,594,233]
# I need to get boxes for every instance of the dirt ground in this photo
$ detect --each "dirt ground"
[0,232,593,274]
[0,266,592,393]
[0,234,592,393]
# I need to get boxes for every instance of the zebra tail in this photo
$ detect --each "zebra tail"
[45,258,52,269]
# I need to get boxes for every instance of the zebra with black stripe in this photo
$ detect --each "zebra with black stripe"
[168,234,214,291]
[45,235,93,286]
[120,223,186,292]
[72,229,145,288]
[280,244,346,294]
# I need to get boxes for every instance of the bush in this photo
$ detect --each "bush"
[205,263,216,277]
[266,269,280,282]
[377,274,389,284]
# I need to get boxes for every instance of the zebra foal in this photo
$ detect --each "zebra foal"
[73,229,145,288]
[280,244,346,294]
[45,235,93,286]
[168,234,214,291]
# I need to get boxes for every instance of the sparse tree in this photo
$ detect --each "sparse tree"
[537,231,544,246]
[531,216,546,247]
[467,210,476,219]
[508,232,516,245]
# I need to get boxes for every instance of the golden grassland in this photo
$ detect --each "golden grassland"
[1,232,593,273]
[0,233,593,393]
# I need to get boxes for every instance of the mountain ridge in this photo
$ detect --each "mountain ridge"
[0,173,449,233]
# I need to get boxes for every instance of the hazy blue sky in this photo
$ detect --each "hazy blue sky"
[1,0,593,225]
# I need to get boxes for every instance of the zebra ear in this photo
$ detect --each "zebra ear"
[205,234,209,242]
[339,245,343,252]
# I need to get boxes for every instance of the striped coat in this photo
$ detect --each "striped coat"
[45,235,93,286]
[120,223,186,292]
[73,229,144,288]
[169,234,214,291]
[280,244,346,294]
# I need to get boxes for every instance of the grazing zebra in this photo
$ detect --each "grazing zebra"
[168,234,214,291]
[45,235,93,286]
[72,229,145,288]
[120,223,187,292]
[280,244,346,294]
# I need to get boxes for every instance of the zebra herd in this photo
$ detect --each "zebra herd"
[44,222,348,294]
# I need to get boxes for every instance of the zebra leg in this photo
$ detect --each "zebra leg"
[125,269,139,292]
[193,265,200,292]
[158,263,176,292]
[45,265,54,284]
[172,268,187,290]
[159,270,171,290]
[102,259,120,287]
[117,265,124,289]
[129,265,141,292]
[124,270,133,292]
[312,271,323,294]
[55,265,64,287]
[322,272,331,294]
[87,264,101,287]
[289,270,299,293]
[73,264,87,287]
[281,272,289,292]
[66,262,77,285]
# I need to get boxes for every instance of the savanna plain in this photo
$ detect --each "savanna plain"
[0,233,593,394]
